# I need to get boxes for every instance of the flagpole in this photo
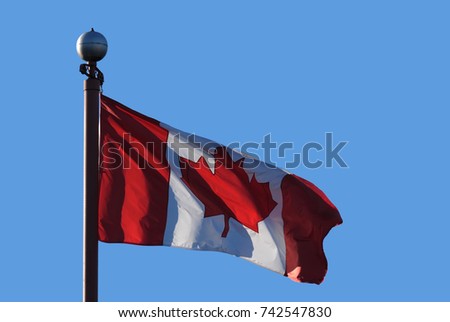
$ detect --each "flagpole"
[76,29,108,302]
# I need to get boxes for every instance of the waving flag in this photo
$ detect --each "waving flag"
[99,95,342,284]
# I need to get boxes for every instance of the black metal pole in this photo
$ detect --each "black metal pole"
[77,28,107,302]
[83,67,100,302]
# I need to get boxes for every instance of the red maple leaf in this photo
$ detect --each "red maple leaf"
[179,146,277,238]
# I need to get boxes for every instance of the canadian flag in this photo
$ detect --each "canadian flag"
[99,95,342,284]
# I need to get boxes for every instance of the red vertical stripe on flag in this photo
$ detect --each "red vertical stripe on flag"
[281,174,342,283]
[99,95,170,245]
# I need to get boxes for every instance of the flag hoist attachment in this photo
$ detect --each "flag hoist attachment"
[79,63,104,85]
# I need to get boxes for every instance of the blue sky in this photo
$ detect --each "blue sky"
[1,1,449,301]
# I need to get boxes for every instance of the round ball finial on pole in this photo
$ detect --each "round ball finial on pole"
[76,28,108,62]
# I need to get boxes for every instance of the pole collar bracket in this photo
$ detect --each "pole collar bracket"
[79,63,104,85]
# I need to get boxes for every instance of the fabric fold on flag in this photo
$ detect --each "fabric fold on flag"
[99,95,342,284]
